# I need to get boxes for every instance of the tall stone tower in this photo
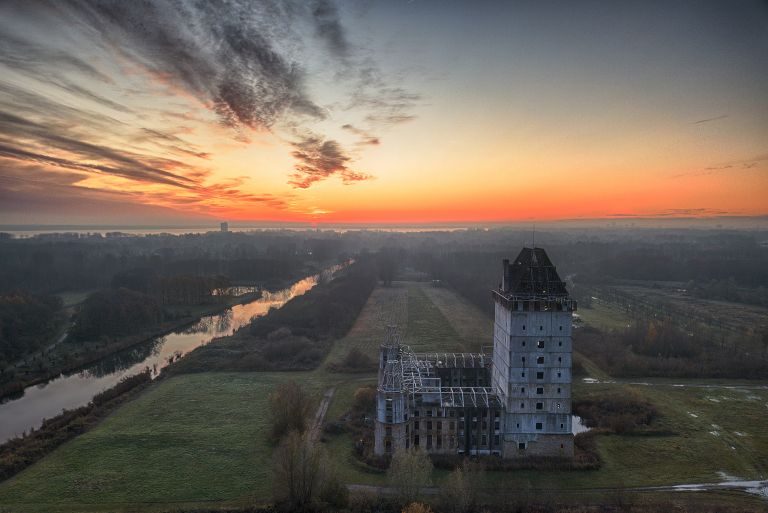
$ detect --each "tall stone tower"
[490,247,576,457]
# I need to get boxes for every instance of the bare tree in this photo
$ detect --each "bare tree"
[272,430,323,508]
[387,448,433,504]
[268,380,313,442]
[439,459,485,513]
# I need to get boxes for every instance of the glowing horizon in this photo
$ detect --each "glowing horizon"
[0,1,766,226]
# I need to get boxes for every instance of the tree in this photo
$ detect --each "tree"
[268,381,314,442]
[388,448,433,504]
[272,431,323,508]
[402,503,434,513]
[439,459,484,513]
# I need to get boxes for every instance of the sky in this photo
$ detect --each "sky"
[0,0,766,226]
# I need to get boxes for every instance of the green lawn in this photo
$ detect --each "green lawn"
[324,283,408,364]
[576,298,633,331]
[325,281,472,370]
[403,283,468,353]
[0,372,329,512]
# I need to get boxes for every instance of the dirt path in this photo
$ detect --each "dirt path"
[310,387,336,441]
[348,479,768,500]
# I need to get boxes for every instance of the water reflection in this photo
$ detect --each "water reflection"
[0,265,343,443]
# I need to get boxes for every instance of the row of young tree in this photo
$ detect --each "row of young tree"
[166,257,378,375]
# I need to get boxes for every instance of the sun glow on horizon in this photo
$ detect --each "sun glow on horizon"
[0,1,765,226]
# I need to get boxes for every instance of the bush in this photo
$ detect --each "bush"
[268,381,314,442]
[573,392,658,434]
[327,348,377,373]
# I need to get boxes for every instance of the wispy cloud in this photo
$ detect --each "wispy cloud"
[609,208,739,218]
[341,124,380,146]
[672,152,768,178]
[692,114,728,124]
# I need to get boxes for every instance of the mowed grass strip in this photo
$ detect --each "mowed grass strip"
[576,298,633,332]
[325,283,408,364]
[404,283,466,353]
[418,283,492,352]
[0,372,327,512]
[325,281,474,366]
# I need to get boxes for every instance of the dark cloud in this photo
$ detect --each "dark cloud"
[289,134,371,189]
[0,157,291,220]
[0,31,113,84]
[312,0,350,58]
[350,66,421,127]
[0,110,196,187]
[60,0,324,130]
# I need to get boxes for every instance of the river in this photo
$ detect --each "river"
[0,265,341,443]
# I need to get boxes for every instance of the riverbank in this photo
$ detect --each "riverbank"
[0,290,263,402]
[0,264,344,443]
[0,370,152,481]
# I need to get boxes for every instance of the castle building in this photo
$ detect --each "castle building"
[374,247,576,458]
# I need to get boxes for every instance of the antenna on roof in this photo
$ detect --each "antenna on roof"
[532,223,536,249]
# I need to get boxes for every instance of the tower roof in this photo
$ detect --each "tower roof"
[502,247,568,297]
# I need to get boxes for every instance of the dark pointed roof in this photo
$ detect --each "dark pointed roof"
[503,247,568,297]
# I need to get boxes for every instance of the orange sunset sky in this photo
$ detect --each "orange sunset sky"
[0,1,766,226]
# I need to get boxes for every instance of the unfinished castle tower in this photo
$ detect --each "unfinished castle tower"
[373,247,575,459]
[491,247,576,457]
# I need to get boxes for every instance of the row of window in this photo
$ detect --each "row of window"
[411,420,501,432]
[519,355,564,364]
[520,339,565,348]
[412,409,501,419]
[517,325,565,331]
[517,401,563,409]
[514,370,565,380]
[512,421,569,431]
[516,386,564,395]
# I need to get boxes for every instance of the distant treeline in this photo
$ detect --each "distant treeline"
[575,324,768,379]
[70,288,167,342]
[686,278,768,307]
[0,231,349,295]
[169,257,378,374]
[0,291,63,366]
[410,234,768,314]
[410,245,768,379]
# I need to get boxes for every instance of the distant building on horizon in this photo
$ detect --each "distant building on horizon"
[220,222,229,233]
[374,247,576,458]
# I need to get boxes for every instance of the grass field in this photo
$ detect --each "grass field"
[419,284,491,352]
[325,281,474,369]
[575,298,633,332]
[1,281,767,512]
[0,372,330,512]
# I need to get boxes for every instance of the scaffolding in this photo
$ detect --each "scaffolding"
[378,331,499,409]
